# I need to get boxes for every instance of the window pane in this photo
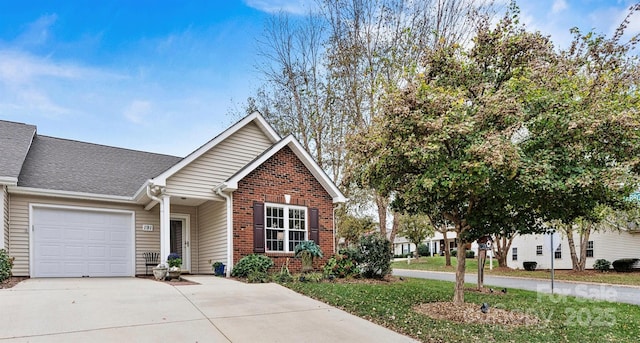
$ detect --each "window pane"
[289,230,306,251]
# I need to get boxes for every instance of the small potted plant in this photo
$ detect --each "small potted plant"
[167,253,182,280]
[294,241,323,272]
[212,261,225,276]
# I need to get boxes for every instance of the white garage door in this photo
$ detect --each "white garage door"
[32,207,134,277]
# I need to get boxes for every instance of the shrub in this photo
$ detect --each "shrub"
[246,270,269,283]
[612,258,639,273]
[273,260,293,283]
[417,244,430,257]
[450,249,457,257]
[323,253,360,279]
[358,233,392,278]
[167,253,182,268]
[593,259,611,272]
[339,247,363,263]
[232,254,274,278]
[0,249,13,283]
[465,250,476,259]
[523,261,537,271]
[298,272,323,283]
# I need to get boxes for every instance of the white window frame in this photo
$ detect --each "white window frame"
[536,245,543,256]
[512,247,518,261]
[265,203,308,253]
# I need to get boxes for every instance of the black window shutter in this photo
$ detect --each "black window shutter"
[253,201,265,253]
[309,208,319,244]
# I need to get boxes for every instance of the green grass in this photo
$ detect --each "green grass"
[287,278,640,342]
[392,256,640,286]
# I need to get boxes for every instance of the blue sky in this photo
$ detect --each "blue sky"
[1,0,638,157]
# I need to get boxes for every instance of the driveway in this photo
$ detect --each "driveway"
[393,269,640,306]
[0,276,417,342]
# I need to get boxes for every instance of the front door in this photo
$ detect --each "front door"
[170,215,190,272]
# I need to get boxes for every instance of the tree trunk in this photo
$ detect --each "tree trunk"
[442,231,452,266]
[493,234,514,268]
[566,227,581,272]
[578,229,591,271]
[389,212,400,251]
[453,242,467,304]
[375,194,388,237]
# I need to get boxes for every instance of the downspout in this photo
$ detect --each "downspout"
[147,184,168,266]
[146,184,161,203]
[216,187,233,277]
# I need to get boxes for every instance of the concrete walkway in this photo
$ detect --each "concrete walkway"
[393,269,640,306]
[0,276,417,342]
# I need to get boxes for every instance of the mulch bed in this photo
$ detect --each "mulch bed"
[414,302,541,326]
[0,276,29,289]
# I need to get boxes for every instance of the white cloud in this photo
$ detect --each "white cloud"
[15,14,58,47]
[243,0,317,15]
[552,0,568,14]
[123,100,152,124]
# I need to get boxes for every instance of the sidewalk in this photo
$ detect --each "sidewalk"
[393,269,640,306]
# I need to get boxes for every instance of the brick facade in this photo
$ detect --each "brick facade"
[232,145,334,273]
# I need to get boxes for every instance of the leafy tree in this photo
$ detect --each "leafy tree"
[349,4,640,304]
[337,213,377,246]
[398,214,434,258]
[350,6,552,303]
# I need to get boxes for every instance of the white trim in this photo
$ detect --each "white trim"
[264,203,308,253]
[0,177,18,185]
[8,186,136,203]
[223,136,347,203]
[152,111,281,186]
[170,213,191,272]
[29,203,136,277]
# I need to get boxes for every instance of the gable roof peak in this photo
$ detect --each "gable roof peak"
[151,111,281,186]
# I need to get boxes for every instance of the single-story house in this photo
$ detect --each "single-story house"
[393,231,461,257]
[507,229,640,270]
[0,112,346,277]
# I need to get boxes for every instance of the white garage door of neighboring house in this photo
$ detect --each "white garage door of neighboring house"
[32,206,134,277]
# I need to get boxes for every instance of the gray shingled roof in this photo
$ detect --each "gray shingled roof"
[0,120,36,180]
[18,135,182,197]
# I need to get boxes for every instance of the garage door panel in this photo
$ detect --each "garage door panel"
[38,227,64,240]
[64,228,86,241]
[39,244,62,258]
[64,245,84,258]
[88,230,106,241]
[111,231,128,242]
[33,207,133,277]
[87,246,106,258]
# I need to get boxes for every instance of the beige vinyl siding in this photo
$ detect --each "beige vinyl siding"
[166,122,273,199]
[170,205,198,273]
[7,194,162,276]
[2,186,8,250]
[197,200,227,274]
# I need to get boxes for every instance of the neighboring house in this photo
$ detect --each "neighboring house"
[507,229,640,270]
[0,112,346,278]
[393,231,462,257]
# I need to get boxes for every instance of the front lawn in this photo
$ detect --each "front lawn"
[287,277,640,342]
[392,256,640,286]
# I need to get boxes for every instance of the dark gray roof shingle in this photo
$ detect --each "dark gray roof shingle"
[0,120,36,180]
[18,135,182,197]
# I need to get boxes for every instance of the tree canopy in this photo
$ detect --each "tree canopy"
[349,4,640,304]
